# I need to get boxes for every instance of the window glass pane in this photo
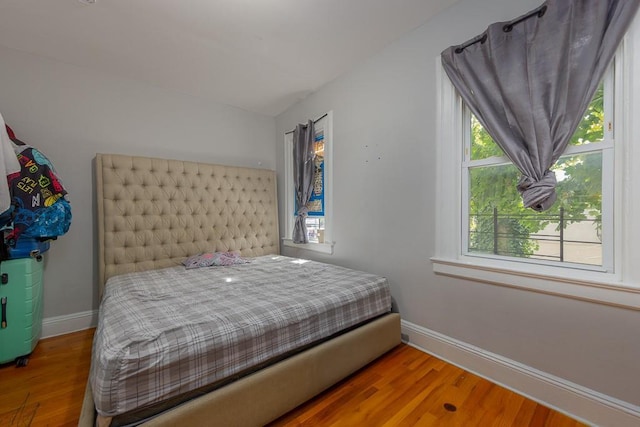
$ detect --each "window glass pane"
[470,115,504,161]
[305,217,325,243]
[468,162,530,256]
[468,152,602,266]
[569,83,604,147]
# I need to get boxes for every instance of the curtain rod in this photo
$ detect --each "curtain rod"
[454,5,547,54]
[284,113,328,135]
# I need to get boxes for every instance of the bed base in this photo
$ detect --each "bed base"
[79,313,400,427]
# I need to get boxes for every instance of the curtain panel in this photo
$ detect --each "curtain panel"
[292,120,315,243]
[441,0,640,211]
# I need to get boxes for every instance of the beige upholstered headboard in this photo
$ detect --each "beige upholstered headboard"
[95,153,279,295]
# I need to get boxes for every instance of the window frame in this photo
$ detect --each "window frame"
[282,111,334,254]
[460,70,615,273]
[432,24,640,310]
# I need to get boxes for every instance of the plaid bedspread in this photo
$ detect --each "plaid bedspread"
[89,255,392,417]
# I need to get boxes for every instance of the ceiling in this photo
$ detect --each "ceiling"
[0,0,460,116]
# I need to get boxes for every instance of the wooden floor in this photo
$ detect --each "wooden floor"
[0,329,584,427]
[0,328,94,427]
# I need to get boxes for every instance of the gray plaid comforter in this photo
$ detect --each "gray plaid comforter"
[90,255,392,417]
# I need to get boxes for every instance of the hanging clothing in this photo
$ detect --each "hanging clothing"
[5,144,71,243]
[0,113,22,216]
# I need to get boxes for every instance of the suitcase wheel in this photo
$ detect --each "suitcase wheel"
[15,355,29,367]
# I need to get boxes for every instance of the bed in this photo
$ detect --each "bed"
[79,153,400,427]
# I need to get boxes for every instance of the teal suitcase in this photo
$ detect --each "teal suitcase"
[0,256,44,366]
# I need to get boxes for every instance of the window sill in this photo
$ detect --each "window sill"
[431,257,640,311]
[282,239,334,255]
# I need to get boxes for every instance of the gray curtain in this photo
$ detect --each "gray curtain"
[441,0,640,211]
[292,120,315,243]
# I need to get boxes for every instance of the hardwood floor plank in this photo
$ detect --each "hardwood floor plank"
[0,329,585,426]
[0,328,94,427]
[511,398,539,427]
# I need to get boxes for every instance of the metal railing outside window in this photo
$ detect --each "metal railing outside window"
[468,207,602,264]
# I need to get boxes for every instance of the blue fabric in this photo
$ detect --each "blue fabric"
[20,198,71,239]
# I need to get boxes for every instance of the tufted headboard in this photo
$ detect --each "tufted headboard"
[95,153,279,296]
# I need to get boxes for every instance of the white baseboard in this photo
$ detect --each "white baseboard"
[402,320,640,427]
[42,309,98,338]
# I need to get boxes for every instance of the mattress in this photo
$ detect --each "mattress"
[89,255,392,419]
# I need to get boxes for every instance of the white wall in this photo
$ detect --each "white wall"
[276,0,640,415]
[0,45,275,321]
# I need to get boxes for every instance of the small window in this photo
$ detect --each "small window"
[283,112,334,254]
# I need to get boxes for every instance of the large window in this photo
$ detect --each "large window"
[283,112,334,254]
[433,22,640,310]
[463,80,613,271]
